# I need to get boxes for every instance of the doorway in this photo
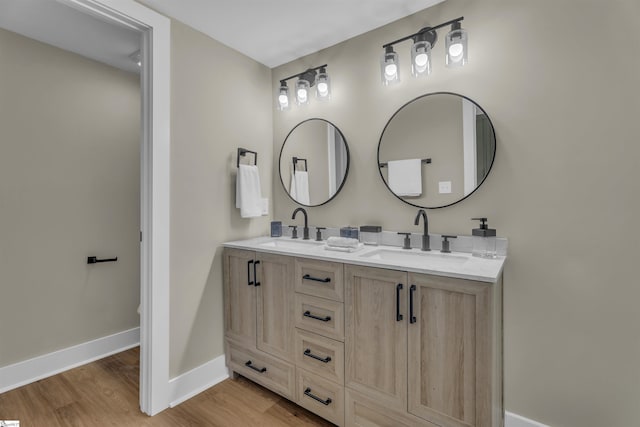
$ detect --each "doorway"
[0,0,170,415]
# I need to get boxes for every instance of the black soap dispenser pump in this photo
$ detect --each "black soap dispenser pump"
[471,218,497,259]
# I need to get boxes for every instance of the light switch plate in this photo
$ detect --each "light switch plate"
[439,181,452,194]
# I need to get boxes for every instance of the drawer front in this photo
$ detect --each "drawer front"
[226,340,295,400]
[295,329,345,385]
[297,368,345,426]
[345,389,438,427]
[294,293,344,341]
[295,258,344,302]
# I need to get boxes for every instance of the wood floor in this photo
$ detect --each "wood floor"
[0,347,334,426]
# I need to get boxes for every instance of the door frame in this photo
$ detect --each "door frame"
[58,0,171,415]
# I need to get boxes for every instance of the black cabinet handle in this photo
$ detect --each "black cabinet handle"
[409,284,417,324]
[245,360,266,373]
[302,274,331,283]
[247,260,254,286]
[87,256,118,264]
[303,311,331,322]
[396,283,404,322]
[304,349,331,363]
[254,260,261,286]
[304,388,332,406]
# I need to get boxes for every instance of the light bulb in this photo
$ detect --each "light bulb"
[449,43,463,58]
[278,94,288,106]
[384,63,397,79]
[414,53,428,67]
[317,82,328,97]
[297,88,307,103]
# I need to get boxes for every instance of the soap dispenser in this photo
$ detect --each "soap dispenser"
[471,218,497,258]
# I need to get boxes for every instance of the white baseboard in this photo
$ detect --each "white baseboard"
[506,411,550,427]
[0,327,140,394]
[168,354,229,407]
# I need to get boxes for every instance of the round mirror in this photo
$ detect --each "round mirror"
[279,118,350,207]
[378,92,496,209]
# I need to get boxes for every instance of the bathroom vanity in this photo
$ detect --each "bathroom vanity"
[223,236,504,427]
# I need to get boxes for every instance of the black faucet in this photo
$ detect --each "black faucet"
[292,207,310,240]
[414,209,430,251]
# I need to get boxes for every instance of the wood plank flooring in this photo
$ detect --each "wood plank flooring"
[0,347,334,426]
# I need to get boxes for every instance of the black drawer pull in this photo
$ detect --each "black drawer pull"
[302,274,331,283]
[409,284,417,324]
[304,348,331,363]
[303,310,331,322]
[247,260,254,286]
[244,360,267,373]
[304,387,332,406]
[396,283,403,322]
[254,260,261,286]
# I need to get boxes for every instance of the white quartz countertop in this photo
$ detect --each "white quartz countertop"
[223,236,505,283]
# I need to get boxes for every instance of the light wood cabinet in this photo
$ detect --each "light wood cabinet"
[224,249,295,362]
[345,265,408,411]
[225,247,502,427]
[407,273,493,427]
[256,252,295,362]
[223,248,257,349]
[344,264,503,427]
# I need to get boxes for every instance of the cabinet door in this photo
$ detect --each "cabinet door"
[256,252,295,362]
[408,273,491,427]
[345,265,408,411]
[223,248,257,349]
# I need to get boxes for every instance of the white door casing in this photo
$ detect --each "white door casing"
[57,0,171,416]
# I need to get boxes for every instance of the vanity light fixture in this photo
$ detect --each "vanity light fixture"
[276,64,330,111]
[381,17,466,85]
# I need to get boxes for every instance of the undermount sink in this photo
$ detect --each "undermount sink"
[359,248,468,266]
[259,239,324,250]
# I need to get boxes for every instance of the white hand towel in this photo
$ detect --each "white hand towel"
[388,159,422,197]
[326,236,360,248]
[236,164,263,218]
[290,171,310,205]
[261,198,269,216]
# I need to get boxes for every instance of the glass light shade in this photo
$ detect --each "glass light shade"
[411,40,432,77]
[316,70,331,100]
[380,47,399,85]
[296,79,310,105]
[277,84,290,111]
[445,25,468,67]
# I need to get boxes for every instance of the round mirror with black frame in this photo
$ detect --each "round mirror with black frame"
[279,118,350,207]
[377,92,496,209]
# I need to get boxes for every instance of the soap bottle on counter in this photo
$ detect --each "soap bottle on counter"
[471,217,497,258]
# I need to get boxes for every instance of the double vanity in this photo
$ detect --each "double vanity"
[223,235,504,427]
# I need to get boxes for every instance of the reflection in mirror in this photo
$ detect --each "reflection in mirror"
[378,92,496,209]
[279,118,349,207]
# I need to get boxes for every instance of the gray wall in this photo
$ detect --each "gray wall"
[272,1,640,426]
[0,28,140,366]
[169,20,273,377]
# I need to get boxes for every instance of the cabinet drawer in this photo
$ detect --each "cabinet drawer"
[294,294,344,341]
[345,389,438,427]
[297,368,345,426]
[295,329,344,385]
[295,258,344,302]
[226,340,295,400]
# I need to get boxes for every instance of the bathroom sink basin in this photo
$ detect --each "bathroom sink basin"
[359,248,468,266]
[259,239,324,250]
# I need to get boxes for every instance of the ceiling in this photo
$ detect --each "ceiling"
[139,0,446,68]
[0,0,445,72]
[0,0,141,74]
